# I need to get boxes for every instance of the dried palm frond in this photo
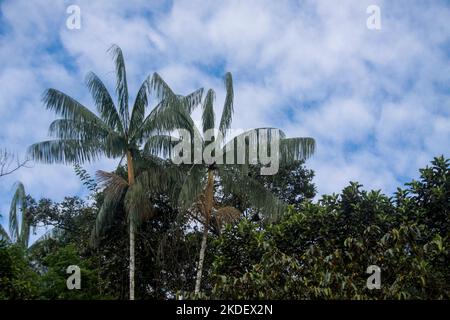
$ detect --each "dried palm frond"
[214,206,242,231]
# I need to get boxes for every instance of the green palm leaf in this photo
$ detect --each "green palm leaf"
[218,166,286,221]
[181,88,204,114]
[202,89,216,134]
[280,137,316,164]
[85,71,123,133]
[28,139,104,164]
[134,159,185,199]
[42,88,104,125]
[48,119,111,141]
[144,134,179,159]
[129,76,151,138]
[177,165,208,210]
[137,99,192,141]
[9,182,27,246]
[108,44,129,131]
[28,227,64,251]
[218,72,234,138]
[0,224,10,242]
[90,186,127,247]
[149,72,184,117]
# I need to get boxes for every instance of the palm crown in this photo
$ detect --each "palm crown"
[27,46,315,298]
[147,72,316,294]
[27,45,202,300]
[28,45,201,165]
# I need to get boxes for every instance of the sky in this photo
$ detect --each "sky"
[1,0,450,239]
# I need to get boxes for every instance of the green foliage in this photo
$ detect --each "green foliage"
[8,52,450,302]
[74,164,98,192]
[404,155,450,235]
[220,160,315,215]
[1,156,449,300]
[38,244,106,299]
[218,72,234,138]
[209,157,450,299]
[0,241,39,299]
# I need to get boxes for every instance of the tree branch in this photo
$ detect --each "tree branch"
[0,149,31,178]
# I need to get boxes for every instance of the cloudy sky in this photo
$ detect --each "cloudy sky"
[1,0,450,236]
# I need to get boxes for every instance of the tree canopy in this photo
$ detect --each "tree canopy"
[0,156,448,299]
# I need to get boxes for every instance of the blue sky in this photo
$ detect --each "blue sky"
[1,0,450,239]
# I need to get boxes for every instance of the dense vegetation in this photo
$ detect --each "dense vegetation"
[0,157,448,299]
[0,46,448,300]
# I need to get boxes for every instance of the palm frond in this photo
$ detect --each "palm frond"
[28,139,104,164]
[108,44,129,131]
[150,72,184,121]
[145,73,194,134]
[19,210,30,248]
[129,76,151,138]
[181,88,204,114]
[9,182,26,245]
[136,99,193,141]
[143,134,179,159]
[218,72,234,138]
[125,154,184,223]
[85,71,123,133]
[214,206,241,230]
[202,89,216,134]
[150,72,178,105]
[48,119,127,158]
[218,166,286,221]
[134,160,185,201]
[124,180,154,225]
[280,137,315,164]
[177,165,207,210]
[48,119,112,141]
[0,224,10,242]
[42,88,106,126]
[96,170,129,201]
[28,227,64,251]
[133,152,166,173]
[91,187,126,247]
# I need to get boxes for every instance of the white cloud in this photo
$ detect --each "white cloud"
[0,0,449,231]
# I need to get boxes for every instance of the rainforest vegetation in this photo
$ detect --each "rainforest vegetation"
[0,46,448,300]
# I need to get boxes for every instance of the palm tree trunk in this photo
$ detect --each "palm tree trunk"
[195,226,208,295]
[194,169,214,296]
[129,218,135,300]
[126,150,136,300]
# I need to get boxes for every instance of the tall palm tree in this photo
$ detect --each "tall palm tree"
[28,45,202,300]
[1,182,32,248]
[148,72,316,295]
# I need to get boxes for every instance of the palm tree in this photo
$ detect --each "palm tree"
[149,72,316,295]
[28,45,202,300]
[0,182,32,248]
